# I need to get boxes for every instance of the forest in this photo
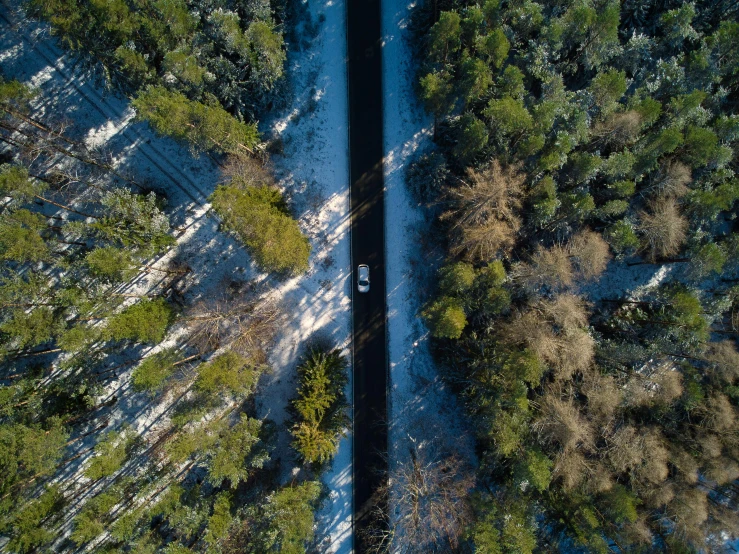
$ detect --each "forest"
[399,0,739,552]
[0,0,346,553]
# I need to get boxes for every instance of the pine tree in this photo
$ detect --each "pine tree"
[133,87,259,154]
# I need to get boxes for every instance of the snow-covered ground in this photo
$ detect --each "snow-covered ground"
[382,0,476,494]
[264,0,352,551]
[0,2,352,550]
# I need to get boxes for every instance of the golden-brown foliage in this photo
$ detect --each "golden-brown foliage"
[669,488,709,543]
[582,370,622,423]
[705,340,739,385]
[444,160,525,259]
[534,393,595,452]
[568,229,611,280]
[701,394,736,433]
[541,293,590,331]
[592,110,643,147]
[515,244,573,291]
[637,197,688,261]
[552,448,587,491]
[502,295,594,379]
[554,329,595,380]
[670,447,699,484]
[606,426,669,485]
[652,160,692,198]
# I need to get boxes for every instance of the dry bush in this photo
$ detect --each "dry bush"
[186,290,280,358]
[504,297,593,379]
[637,197,688,261]
[516,245,574,291]
[541,293,590,331]
[651,161,692,198]
[606,426,669,484]
[670,447,699,484]
[624,364,683,408]
[701,394,736,433]
[553,329,595,380]
[534,393,595,452]
[592,110,643,147]
[668,488,709,544]
[502,309,560,363]
[553,448,587,491]
[582,370,622,422]
[700,434,724,459]
[568,229,611,281]
[704,456,739,485]
[450,217,520,260]
[623,518,654,547]
[443,160,525,259]
[221,153,274,188]
[652,366,683,405]
[584,461,614,494]
[642,482,676,509]
[705,340,739,385]
[390,448,475,553]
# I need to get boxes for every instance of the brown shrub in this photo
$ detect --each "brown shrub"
[542,293,590,331]
[652,160,692,198]
[390,449,475,553]
[592,110,643,147]
[534,393,595,452]
[501,309,560,363]
[700,434,724,459]
[670,447,699,484]
[701,394,736,433]
[222,153,274,189]
[443,160,525,259]
[606,426,668,484]
[568,229,611,281]
[669,488,708,543]
[516,244,574,291]
[705,457,739,485]
[553,329,595,380]
[642,482,676,509]
[450,216,519,260]
[582,370,622,422]
[553,448,587,491]
[637,197,688,261]
[705,340,739,385]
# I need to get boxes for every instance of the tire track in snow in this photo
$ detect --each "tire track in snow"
[0,6,210,206]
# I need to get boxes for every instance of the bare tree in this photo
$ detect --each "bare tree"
[362,447,475,554]
[591,110,643,148]
[514,244,574,291]
[534,391,595,453]
[582,370,622,423]
[605,426,669,485]
[705,340,739,385]
[649,161,692,198]
[186,289,280,357]
[568,229,611,280]
[637,197,687,261]
[443,160,525,260]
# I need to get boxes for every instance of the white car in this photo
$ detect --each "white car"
[357,264,370,293]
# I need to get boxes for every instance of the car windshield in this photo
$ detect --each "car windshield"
[359,279,369,286]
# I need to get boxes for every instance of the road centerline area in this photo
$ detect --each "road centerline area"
[347,0,388,549]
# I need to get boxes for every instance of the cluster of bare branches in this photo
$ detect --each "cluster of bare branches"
[185,286,281,359]
[443,160,525,260]
[513,228,611,292]
[361,446,474,554]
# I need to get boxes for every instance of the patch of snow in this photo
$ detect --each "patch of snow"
[382,0,477,505]
[1,2,351,550]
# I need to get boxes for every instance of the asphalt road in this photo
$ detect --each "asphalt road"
[347,0,387,549]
